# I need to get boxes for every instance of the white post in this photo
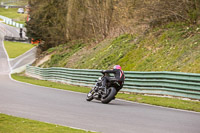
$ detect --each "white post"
[9,19,12,25]
[20,24,23,28]
[13,21,16,26]
[16,23,19,28]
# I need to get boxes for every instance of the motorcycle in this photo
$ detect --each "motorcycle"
[86,72,121,104]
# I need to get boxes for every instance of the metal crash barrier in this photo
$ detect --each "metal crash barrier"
[0,15,24,28]
[26,65,200,100]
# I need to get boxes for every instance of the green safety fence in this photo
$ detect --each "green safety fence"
[0,15,24,28]
[26,65,200,100]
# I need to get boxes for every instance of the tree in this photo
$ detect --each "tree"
[26,0,200,53]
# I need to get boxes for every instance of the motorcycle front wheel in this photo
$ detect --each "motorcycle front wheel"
[86,88,95,101]
[101,87,117,104]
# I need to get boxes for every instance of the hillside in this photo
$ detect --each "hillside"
[35,22,200,73]
[27,0,200,73]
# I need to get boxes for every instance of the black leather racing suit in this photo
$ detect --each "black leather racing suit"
[101,69,125,91]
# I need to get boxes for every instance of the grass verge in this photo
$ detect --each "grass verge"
[0,7,26,24]
[0,113,94,133]
[4,41,34,58]
[11,73,91,93]
[12,73,200,112]
[5,0,28,6]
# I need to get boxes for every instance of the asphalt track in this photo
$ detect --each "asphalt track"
[0,23,200,133]
[0,22,36,71]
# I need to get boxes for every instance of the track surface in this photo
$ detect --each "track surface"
[9,47,36,70]
[0,22,36,70]
[0,23,200,133]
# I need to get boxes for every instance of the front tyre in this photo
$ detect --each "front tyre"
[86,88,95,101]
[101,87,117,104]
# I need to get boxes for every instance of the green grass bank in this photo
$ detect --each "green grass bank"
[4,41,34,58]
[0,113,94,133]
[38,23,200,73]
[12,73,200,112]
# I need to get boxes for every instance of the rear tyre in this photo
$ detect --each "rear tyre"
[101,87,117,104]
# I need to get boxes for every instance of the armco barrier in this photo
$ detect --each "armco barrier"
[26,65,200,100]
[0,15,24,28]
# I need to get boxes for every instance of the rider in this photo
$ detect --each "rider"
[101,65,125,91]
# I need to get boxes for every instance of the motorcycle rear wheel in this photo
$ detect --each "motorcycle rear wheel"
[101,87,117,104]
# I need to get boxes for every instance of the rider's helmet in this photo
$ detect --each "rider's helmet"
[113,65,122,70]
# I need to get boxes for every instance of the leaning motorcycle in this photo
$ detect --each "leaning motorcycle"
[86,73,121,104]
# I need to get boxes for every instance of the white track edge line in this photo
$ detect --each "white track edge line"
[9,74,87,96]
[9,73,200,114]
[116,99,200,114]
[11,47,36,61]
[11,53,35,69]
[2,40,11,72]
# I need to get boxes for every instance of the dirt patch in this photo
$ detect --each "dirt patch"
[35,54,52,67]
